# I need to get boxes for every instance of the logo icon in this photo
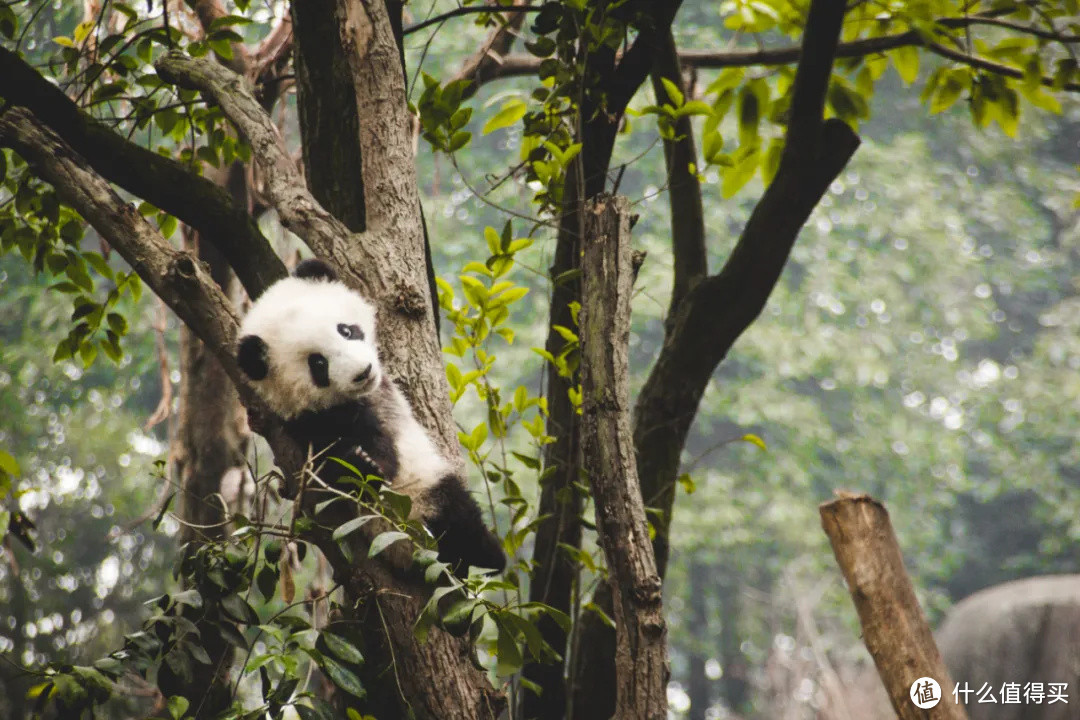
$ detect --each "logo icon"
[910,677,941,709]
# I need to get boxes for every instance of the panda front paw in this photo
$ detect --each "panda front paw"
[425,474,506,574]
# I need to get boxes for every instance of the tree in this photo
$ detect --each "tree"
[1,0,1078,718]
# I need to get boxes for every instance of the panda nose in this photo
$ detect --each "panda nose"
[353,365,372,383]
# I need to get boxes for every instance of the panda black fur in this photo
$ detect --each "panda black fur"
[237,259,505,573]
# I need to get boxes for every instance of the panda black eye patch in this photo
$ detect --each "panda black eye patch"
[308,353,330,387]
[337,323,364,341]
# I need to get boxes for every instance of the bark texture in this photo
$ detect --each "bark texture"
[820,493,966,720]
[527,7,685,716]
[579,195,668,720]
[290,2,501,717]
[292,0,367,232]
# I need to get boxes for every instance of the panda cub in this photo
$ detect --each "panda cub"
[236,259,505,573]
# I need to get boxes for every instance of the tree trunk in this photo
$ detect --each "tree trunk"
[167,162,251,718]
[290,3,502,717]
[579,195,668,720]
[821,493,967,720]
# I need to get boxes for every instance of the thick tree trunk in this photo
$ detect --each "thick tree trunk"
[821,493,966,720]
[579,195,668,720]
[289,3,501,718]
[292,0,366,233]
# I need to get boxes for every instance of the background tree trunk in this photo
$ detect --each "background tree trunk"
[167,162,252,718]
[580,195,668,720]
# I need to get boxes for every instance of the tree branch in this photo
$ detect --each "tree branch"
[580,195,667,719]
[0,107,242,383]
[650,28,706,324]
[0,103,500,720]
[154,51,366,283]
[452,0,530,96]
[0,46,286,298]
[634,0,860,577]
[403,4,541,36]
[479,18,1080,92]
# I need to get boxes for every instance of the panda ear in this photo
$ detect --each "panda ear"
[293,258,337,283]
[237,335,269,380]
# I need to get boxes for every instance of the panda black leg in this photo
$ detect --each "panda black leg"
[425,474,506,574]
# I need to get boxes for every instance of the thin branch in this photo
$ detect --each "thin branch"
[0,46,286,298]
[452,0,529,96]
[485,16,1080,92]
[403,3,541,36]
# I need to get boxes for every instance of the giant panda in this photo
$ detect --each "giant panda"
[235,258,505,573]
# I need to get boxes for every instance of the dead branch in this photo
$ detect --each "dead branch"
[821,493,967,720]
[579,194,668,719]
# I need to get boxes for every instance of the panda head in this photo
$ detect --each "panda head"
[236,259,383,418]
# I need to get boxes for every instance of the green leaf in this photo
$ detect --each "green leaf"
[368,531,410,558]
[494,618,524,676]
[332,515,377,542]
[929,69,970,115]
[677,473,695,494]
[892,45,919,85]
[482,98,527,135]
[320,656,366,699]
[167,695,190,720]
[321,633,365,665]
[742,433,767,451]
[0,451,20,477]
[659,76,684,107]
[721,145,760,198]
[447,131,471,153]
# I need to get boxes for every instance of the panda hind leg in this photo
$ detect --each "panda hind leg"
[424,474,506,575]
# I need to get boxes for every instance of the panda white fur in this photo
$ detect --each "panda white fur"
[236,259,505,573]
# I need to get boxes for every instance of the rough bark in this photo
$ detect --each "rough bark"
[579,195,667,720]
[292,0,367,232]
[2,28,498,714]
[526,7,684,717]
[820,493,966,720]
[283,2,502,717]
